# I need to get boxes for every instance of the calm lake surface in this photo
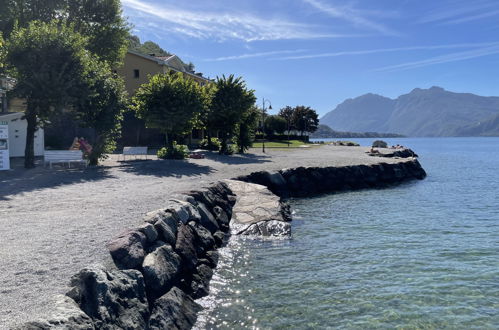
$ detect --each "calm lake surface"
[196,138,499,329]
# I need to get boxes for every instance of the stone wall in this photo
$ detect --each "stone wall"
[20,159,426,329]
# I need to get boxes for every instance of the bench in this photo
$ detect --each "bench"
[122,146,148,160]
[44,150,87,168]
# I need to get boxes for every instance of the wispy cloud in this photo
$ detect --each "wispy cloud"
[419,1,499,25]
[277,42,499,60]
[205,49,308,61]
[302,0,398,35]
[122,0,349,42]
[375,44,499,72]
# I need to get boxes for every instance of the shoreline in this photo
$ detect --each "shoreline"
[0,146,424,328]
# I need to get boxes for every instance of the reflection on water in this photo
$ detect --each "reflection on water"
[196,138,499,329]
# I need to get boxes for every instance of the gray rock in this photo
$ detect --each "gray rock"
[212,206,230,231]
[143,209,168,224]
[174,224,197,271]
[212,231,227,247]
[18,295,95,329]
[154,216,177,246]
[204,250,219,268]
[196,202,219,234]
[148,287,201,330]
[166,199,199,224]
[106,229,147,270]
[258,220,291,237]
[142,245,181,300]
[137,223,158,243]
[66,267,149,330]
[189,222,215,256]
[191,264,214,299]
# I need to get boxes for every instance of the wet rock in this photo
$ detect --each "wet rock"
[212,231,227,247]
[190,264,213,299]
[142,245,181,300]
[19,295,95,329]
[212,205,230,231]
[66,267,149,330]
[148,287,201,330]
[106,229,147,270]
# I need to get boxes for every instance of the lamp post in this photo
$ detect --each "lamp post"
[262,98,272,153]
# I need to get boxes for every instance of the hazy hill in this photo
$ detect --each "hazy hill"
[321,87,499,136]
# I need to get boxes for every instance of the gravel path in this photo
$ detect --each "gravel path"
[0,145,400,328]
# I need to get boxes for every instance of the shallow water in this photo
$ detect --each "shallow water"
[196,138,499,329]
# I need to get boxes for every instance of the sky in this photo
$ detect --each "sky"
[121,0,499,117]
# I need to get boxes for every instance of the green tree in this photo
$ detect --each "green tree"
[0,0,129,65]
[74,61,128,165]
[131,72,203,151]
[291,105,319,136]
[265,115,287,135]
[6,21,92,168]
[210,75,256,154]
[66,0,129,66]
[278,105,295,134]
[235,106,259,153]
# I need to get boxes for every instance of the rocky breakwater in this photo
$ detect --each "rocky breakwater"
[19,180,291,330]
[234,158,426,198]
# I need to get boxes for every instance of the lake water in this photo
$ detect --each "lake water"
[195,138,499,329]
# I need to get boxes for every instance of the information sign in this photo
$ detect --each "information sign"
[0,120,10,170]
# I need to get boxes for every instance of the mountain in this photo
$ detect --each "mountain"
[321,87,499,136]
[310,124,404,138]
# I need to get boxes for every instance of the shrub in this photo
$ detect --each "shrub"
[157,142,189,159]
[199,137,221,151]
[372,140,388,148]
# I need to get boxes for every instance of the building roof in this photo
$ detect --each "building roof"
[127,50,211,83]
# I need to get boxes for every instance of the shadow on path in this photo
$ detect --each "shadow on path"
[203,152,272,165]
[0,166,115,201]
[118,159,215,178]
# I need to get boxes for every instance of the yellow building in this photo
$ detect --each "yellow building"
[116,50,211,97]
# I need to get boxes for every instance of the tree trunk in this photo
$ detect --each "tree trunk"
[24,109,37,169]
[219,133,227,155]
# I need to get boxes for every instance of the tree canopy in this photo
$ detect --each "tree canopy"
[209,75,256,154]
[131,72,203,149]
[265,115,287,135]
[291,105,319,136]
[0,0,129,66]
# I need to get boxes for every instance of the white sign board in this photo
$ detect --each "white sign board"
[0,121,10,170]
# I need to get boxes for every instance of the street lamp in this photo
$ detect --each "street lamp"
[262,98,272,153]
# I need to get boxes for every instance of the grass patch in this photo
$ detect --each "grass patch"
[251,140,312,148]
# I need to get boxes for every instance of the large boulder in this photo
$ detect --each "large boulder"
[142,245,182,300]
[154,213,178,247]
[165,199,201,224]
[106,229,147,270]
[189,222,215,256]
[190,264,214,299]
[174,224,198,272]
[148,287,201,330]
[196,202,219,234]
[19,295,95,330]
[66,267,149,330]
[240,220,291,237]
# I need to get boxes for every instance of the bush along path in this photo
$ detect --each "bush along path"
[19,159,426,329]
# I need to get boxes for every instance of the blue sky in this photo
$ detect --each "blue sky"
[122,0,499,117]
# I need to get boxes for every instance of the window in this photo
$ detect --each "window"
[133,69,140,78]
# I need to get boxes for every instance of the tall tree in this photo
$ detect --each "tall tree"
[291,106,319,136]
[279,105,295,134]
[131,72,203,150]
[74,61,128,165]
[265,115,287,135]
[235,106,259,154]
[6,21,92,168]
[209,75,256,154]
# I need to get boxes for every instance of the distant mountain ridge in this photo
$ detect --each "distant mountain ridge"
[321,87,499,136]
[310,124,404,138]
